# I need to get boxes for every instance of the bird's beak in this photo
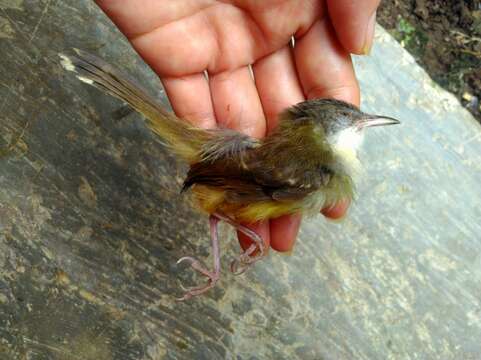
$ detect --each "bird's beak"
[357,115,400,129]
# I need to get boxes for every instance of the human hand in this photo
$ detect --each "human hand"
[95,0,380,253]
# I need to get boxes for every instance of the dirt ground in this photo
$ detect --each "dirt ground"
[377,0,481,123]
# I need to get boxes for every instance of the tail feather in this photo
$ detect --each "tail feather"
[59,49,210,163]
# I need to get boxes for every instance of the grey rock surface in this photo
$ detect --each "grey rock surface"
[1,1,480,359]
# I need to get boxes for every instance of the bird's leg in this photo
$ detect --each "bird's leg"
[176,215,221,301]
[213,213,266,275]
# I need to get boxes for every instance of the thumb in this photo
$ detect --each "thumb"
[327,0,381,55]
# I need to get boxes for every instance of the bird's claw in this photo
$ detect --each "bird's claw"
[176,255,219,301]
[230,242,265,275]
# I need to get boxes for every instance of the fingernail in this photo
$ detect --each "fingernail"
[362,11,377,55]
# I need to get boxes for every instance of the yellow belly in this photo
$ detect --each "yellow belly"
[191,185,303,223]
[189,170,354,223]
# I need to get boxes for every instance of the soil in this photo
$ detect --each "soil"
[377,0,481,123]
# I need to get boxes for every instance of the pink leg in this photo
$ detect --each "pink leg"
[176,215,221,301]
[213,213,266,275]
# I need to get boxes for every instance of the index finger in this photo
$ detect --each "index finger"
[293,17,359,222]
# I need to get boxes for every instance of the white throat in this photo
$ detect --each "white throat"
[329,127,364,173]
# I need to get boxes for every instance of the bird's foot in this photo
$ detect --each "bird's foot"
[228,225,266,275]
[176,256,219,301]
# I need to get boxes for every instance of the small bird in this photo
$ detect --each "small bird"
[60,49,400,300]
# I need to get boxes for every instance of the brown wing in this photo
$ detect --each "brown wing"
[183,142,333,203]
[249,162,332,202]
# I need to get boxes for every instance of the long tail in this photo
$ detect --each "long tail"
[59,49,210,163]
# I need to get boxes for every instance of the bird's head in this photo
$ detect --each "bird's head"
[282,98,400,172]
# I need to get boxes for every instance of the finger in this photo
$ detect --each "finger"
[321,198,351,219]
[208,66,268,248]
[209,66,266,138]
[251,46,304,252]
[161,73,216,129]
[252,45,304,133]
[294,18,357,224]
[96,0,218,130]
[269,214,302,252]
[294,18,360,106]
[327,0,381,55]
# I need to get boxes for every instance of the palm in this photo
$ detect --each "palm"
[102,1,317,71]
[96,0,378,251]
